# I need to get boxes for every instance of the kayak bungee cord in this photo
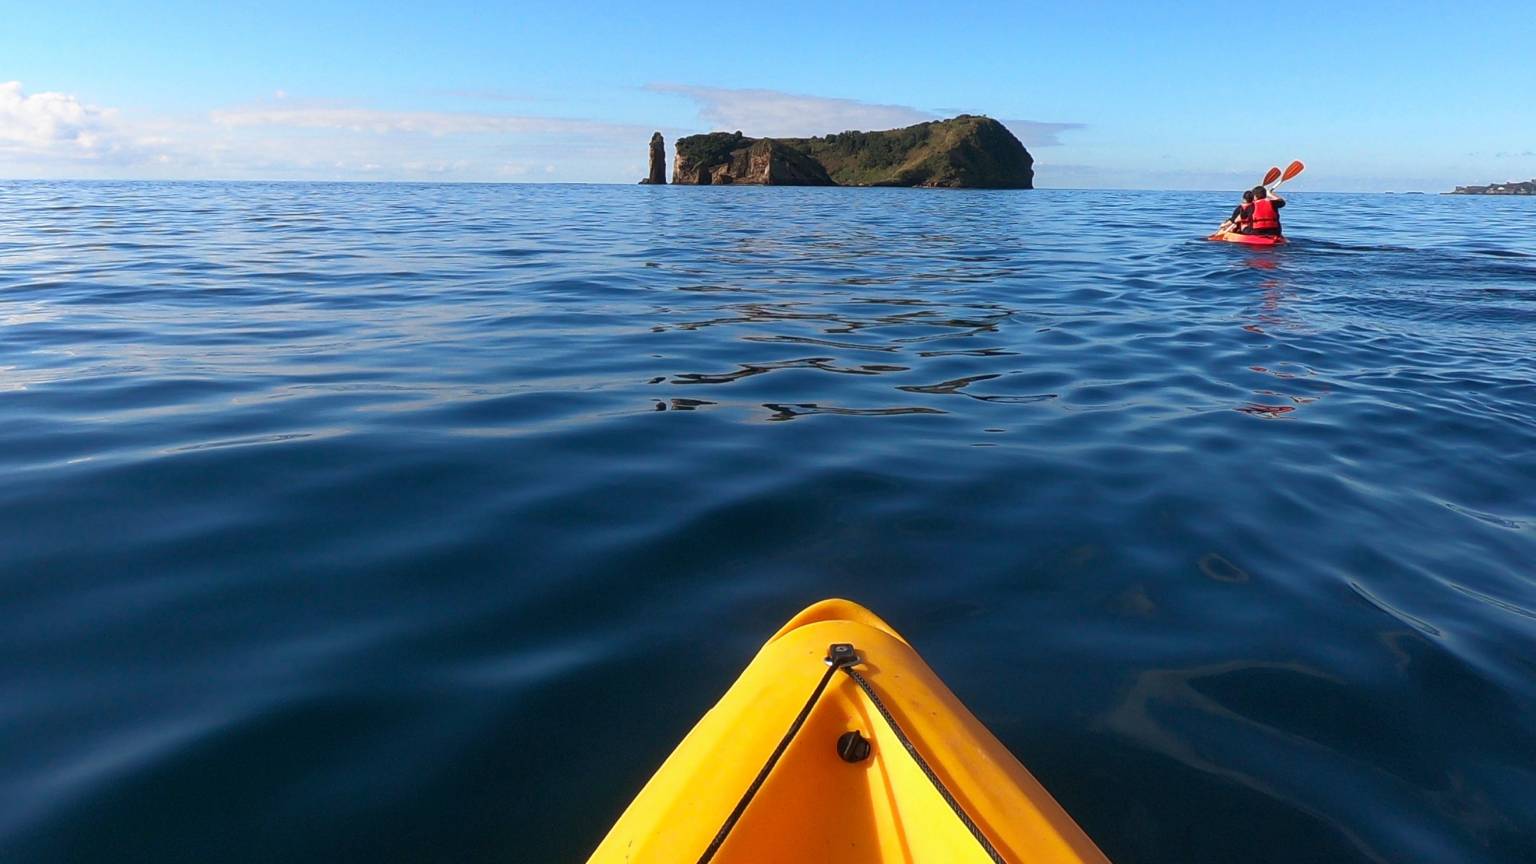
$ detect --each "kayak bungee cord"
[696,643,1008,864]
[693,644,853,864]
[840,660,1008,864]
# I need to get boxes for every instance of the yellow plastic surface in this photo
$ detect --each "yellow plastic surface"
[585,599,1111,864]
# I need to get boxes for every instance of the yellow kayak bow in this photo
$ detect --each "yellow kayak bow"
[586,599,1110,864]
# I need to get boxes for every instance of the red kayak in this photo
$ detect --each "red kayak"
[1208,230,1287,246]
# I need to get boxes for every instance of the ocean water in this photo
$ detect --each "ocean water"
[1,181,1533,863]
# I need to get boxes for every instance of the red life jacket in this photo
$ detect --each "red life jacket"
[1249,198,1280,231]
[1236,203,1254,229]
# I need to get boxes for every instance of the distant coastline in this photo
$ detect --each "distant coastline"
[1446,179,1536,195]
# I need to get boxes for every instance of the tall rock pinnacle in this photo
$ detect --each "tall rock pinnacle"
[639,132,666,184]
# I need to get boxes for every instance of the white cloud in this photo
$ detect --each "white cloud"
[0,80,118,154]
[999,118,1086,148]
[648,83,1084,147]
[209,104,642,138]
[0,83,666,181]
[647,84,934,137]
[1,81,1088,183]
[197,102,661,180]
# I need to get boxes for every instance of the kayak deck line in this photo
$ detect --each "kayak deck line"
[586,599,1111,864]
[698,641,1006,864]
[837,651,1008,864]
[694,644,849,864]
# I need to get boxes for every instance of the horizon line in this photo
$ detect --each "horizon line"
[0,177,1460,194]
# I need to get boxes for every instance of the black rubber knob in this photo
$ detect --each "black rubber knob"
[826,643,861,668]
[837,730,871,763]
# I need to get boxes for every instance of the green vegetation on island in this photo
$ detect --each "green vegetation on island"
[670,115,1033,188]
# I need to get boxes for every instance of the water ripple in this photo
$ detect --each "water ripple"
[1,182,1534,863]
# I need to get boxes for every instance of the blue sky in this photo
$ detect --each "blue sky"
[2,1,1532,190]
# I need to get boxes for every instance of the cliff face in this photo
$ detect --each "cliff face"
[669,116,1032,188]
[673,134,834,186]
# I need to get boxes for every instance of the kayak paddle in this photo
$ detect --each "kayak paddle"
[1269,160,1305,191]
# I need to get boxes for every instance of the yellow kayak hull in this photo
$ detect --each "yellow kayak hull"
[586,599,1110,864]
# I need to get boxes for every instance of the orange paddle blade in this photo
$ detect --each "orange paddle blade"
[1261,166,1282,186]
[1281,160,1305,182]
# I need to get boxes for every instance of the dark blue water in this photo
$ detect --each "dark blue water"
[1,181,1533,862]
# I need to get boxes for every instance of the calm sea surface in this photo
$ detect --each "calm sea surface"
[1,182,1533,862]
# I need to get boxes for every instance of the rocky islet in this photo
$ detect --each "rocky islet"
[640,115,1033,188]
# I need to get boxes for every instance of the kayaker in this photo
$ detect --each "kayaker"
[1220,190,1255,233]
[1237,186,1285,236]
